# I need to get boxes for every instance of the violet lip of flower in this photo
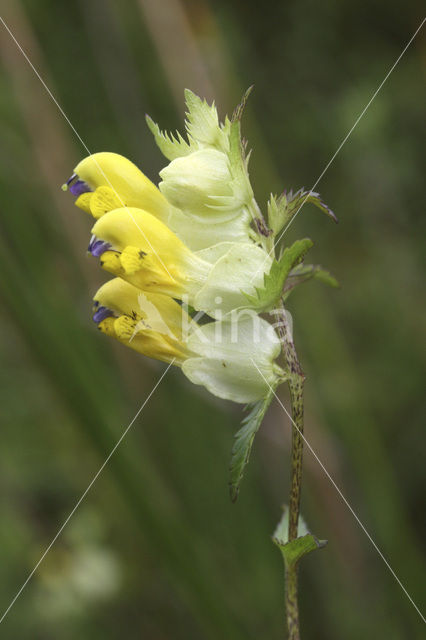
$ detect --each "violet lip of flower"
[92,305,114,324]
[88,235,112,257]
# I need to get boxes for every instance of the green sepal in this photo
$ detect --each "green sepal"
[268,188,337,237]
[229,383,277,502]
[272,506,327,567]
[283,263,340,299]
[243,238,314,311]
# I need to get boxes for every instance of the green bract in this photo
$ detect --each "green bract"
[147,88,255,245]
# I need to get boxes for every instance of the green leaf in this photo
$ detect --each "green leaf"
[283,263,340,299]
[268,188,337,236]
[279,533,327,567]
[146,115,193,160]
[244,238,314,311]
[229,385,276,502]
[272,506,327,567]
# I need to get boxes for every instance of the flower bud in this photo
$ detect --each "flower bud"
[65,152,170,222]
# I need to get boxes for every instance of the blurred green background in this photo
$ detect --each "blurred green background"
[0,1,425,638]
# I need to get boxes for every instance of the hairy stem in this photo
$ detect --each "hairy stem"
[277,302,305,639]
[285,565,300,640]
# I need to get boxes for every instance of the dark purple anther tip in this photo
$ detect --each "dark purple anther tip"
[93,306,114,323]
[69,179,92,196]
[88,236,112,257]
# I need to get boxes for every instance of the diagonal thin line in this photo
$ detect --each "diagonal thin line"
[0,15,174,281]
[251,16,426,284]
[251,358,426,623]
[0,361,174,626]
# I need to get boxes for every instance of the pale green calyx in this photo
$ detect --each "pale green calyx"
[182,315,284,404]
[159,148,239,222]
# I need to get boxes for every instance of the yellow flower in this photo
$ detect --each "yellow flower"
[93,278,284,403]
[89,207,210,298]
[94,278,192,365]
[63,152,170,222]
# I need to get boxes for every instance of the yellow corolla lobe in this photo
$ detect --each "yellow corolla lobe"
[99,250,124,275]
[98,316,116,337]
[76,185,122,219]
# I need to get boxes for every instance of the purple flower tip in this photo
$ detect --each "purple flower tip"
[69,179,92,196]
[88,236,112,257]
[93,306,114,323]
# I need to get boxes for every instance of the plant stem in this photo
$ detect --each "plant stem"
[285,564,300,640]
[249,197,274,251]
[277,302,305,639]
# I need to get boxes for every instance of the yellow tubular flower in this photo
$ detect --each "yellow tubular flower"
[93,279,285,403]
[89,207,210,299]
[93,278,193,365]
[63,152,171,222]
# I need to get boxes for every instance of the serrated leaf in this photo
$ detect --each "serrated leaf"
[184,89,228,151]
[146,115,193,160]
[268,188,337,236]
[272,506,327,567]
[283,263,340,299]
[229,385,276,502]
[244,238,314,311]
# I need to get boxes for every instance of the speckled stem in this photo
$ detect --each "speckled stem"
[277,302,305,639]
[285,566,300,640]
